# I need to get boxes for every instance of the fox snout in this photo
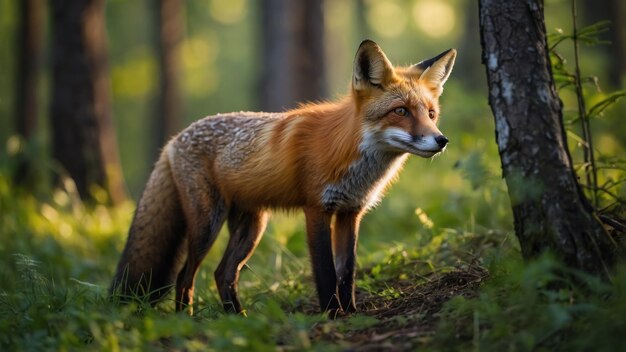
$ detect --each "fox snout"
[411,134,448,149]
[435,135,448,148]
[419,133,448,156]
[413,132,449,158]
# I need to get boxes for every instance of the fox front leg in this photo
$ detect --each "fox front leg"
[333,211,361,313]
[304,207,340,315]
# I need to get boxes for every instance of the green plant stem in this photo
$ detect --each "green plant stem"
[572,0,598,207]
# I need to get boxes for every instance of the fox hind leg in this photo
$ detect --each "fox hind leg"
[215,207,268,314]
[174,183,228,314]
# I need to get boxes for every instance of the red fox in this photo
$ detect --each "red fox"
[111,40,456,316]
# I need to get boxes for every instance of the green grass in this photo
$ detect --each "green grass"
[433,255,626,352]
[1,164,626,350]
[1,82,624,350]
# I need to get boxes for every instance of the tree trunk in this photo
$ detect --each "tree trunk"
[259,0,326,111]
[478,0,617,275]
[153,0,183,159]
[14,0,44,185]
[50,0,127,205]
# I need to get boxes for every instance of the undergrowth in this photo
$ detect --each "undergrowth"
[433,255,626,351]
[2,131,625,350]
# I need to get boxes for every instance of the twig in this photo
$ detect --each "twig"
[572,0,598,207]
[599,215,626,233]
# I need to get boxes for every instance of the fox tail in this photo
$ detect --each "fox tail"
[110,148,187,303]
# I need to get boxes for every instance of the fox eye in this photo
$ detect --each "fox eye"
[428,110,436,119]
[394,107,408,117]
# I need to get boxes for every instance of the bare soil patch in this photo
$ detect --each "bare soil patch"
[308,264,488,351]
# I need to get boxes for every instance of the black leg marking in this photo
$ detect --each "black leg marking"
[304,207,340,314]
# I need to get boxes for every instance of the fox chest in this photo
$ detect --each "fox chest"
[320,152,407,212]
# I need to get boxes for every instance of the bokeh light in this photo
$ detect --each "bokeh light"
[111,49,156,98]
[367,0,407,38]
[181,34,221,97]
[209,0,248,25]
[413,0,456,38]
[181,35,219,69]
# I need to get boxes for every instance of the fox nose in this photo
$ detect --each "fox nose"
[435,135,449,148]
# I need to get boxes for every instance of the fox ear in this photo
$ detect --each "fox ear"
[413,49,456,93]
[353,40,394,91]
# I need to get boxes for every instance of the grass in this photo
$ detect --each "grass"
[1,82,624,350]
[1,175,625,351]
[433,256,626,351]
[5,202,625,352]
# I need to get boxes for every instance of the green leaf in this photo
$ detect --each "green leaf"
[566,130,586,146]
[577,20,611,46]
[548,33,572,51]
[587,91,626,118]
[577,20,611,38]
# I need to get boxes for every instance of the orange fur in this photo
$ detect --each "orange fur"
[208,97,363,210]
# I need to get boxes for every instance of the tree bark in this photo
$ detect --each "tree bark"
[479,0,617,275]
[14,0,44,185]
[153,0,183,159]
[16,0,43,141]
[259,0,326,111]
[50,0,127,204]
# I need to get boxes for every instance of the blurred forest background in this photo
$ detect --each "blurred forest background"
[0,0,625,350]
[1,0,623,200]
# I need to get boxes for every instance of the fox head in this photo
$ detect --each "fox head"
[352,40,456,158]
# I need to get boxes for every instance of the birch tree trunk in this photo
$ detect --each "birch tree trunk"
[478,0,618,275]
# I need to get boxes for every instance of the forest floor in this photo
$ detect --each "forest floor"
[3,181,625,350]
[303,263,489,350]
